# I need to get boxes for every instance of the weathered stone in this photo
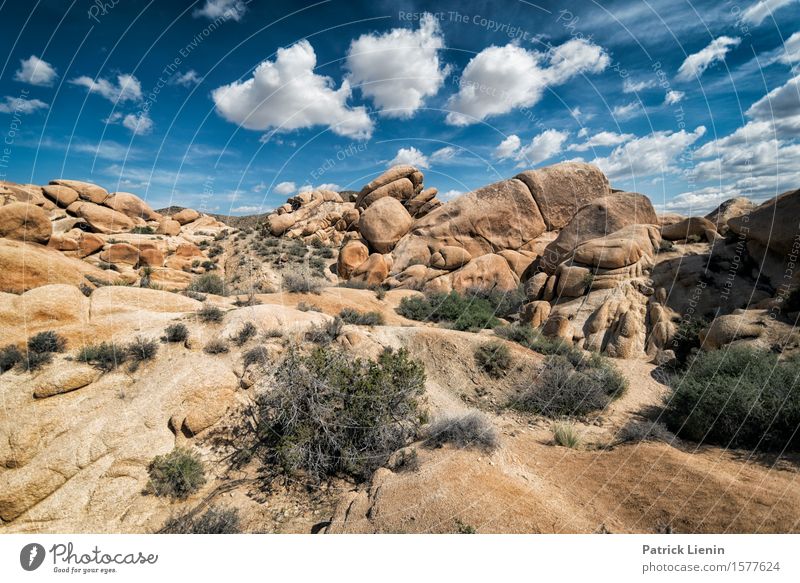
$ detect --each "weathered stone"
[42,184,80,207]
[430,246,472,270]
[359,197,413,253]
[50,179,108,204]
[337,240,370,279]
[350,253,390,287]
[0,203,52,244]
[171,208,200,225]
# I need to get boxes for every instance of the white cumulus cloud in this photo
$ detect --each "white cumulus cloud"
[14,55,57,86]
[388,146,429,168]
[493,129,568,167]
[212,40,373,139]
[446,38,608,126]
[0,96,49,114]
[194,0,246,21]
[173,70,202,87]
[568,131,635,151]
[105,111,153,135]
[273,181,297,196]
[70,73,143,102]
[623,78,656,93]
[665,90,685,105]
[676,36,741,81]
[612,101,642,120]
[346,13,449,118]
[494,135,522,160]
[741,0,797,26]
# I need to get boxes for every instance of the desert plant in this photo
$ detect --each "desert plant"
[242,346,270,368]
[513,354,627,418]
[316,246,334,258]
[19,350,53,372]
[670,317,707,365]
[0,345,23,373]
[495,324,584,362]
[233,291,261,307]
[197,304,224,323]
[188,273,225,295]
[374,286,386,300]
[131,225,155,234]
[76,342,127,372]
[160,506,241,534]
[397,291,500,331]
[425,412,499,451]
[552,422,581,448]
[282,272,324,294]
[232,322,257,346]
[164,323,189,343]
[204,339,229,355]
[147,448,206,499]
[27,331,66,354]
[663,346,800,451]
[247,346,425,482]
[474,341,512,378]
[616,420,674,444]
[126,336,159,370]
[296,301,321,312]
[305,317,343,344]
[338,308,385,326]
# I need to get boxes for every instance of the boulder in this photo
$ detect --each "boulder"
[520,300,552,327]
[180,376,237,436]
[0,239,110,293]
[90,286,201,315]
[148,267,193,288]
[572,224,660,269]
[104,192,160,221]
[42,184,80,207]
[337,240,370,279]
[138,247,164,267]
[555,264,592,298]
[267,212,297,236]
[156,219,181,236]
[47,233,80,252]
[68,201,135,234]
[430,246,472,270]
[515,162,611,230]
[525,271,549,300]
[700,313,765,350]
[32,365,101,399]
[350,253,390,287]
[174,242,203,258]
[99,243,140,266]
[357,178,415,209]
[1,183,48,206]
[412,179,547,257]
[541,192,658,272]
[658,212,686,227]
[49,179,108,204]
[661,216,717,241]
[171,208,200,225]
[705,197,755,235]
[357,165,419,200]
[449,254,519,293]
[359,197,413,253]
[728,189,800,256]
[75,232,104,258]
[389,235,432,274]
[0,203,52,244]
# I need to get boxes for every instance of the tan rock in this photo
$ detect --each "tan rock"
[350,253,389,287]
[430,246,472,270]
[172,208,200,225]
[357,178,415,209]
[555,264,592,298]
[90,286,201,315]
[47,233,80,252]
[104,192,160,221]
[661,216,717,241]
[156,219,181,236]
[99,243,140,266]
[68,201,135,234]
[267,212,297,236]
[520,301,551,327]
[357,165,419,202]
[0,239,110,293]
[497,249,536,278]
[76,232,104,258]
[50,179,108,203]
[0,203,52,244]
[359,197,413,253]
[32,365,101,399]
[450,254,519,293]
[412,179,547,257]
[728,189,800,256]
[42,184,80,207]
[148,267,193,288]
[525,271,549,300]
[572,224,660,269]
[138,247,164,267]
[515,162,611,230]
[174,242,203,258]
[705,197,755,235]
[1,183,48,206]
[389,235,432,274]
[338,240,370,279]
[700,314,765,350]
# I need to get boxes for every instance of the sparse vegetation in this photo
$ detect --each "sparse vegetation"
[474,341,512,378]
[663,346,800,451]
[670,317,707,365]
[28,331,66,354]
[296,301,321,312]
[397,291,500,331]
[513,353,627,418]
[0,345,23,373]
[147,448,206,499]
[126,336,159,371]
[232,322,257,346]
[203,339,229,355]
[197,304,224,323]
[339,308,385,326]
[160,507,241,534]
[495,324,583,361]
[283,272,324,294]
[76,342,127,372]
[305,317,343,344]
[131,225,155,234]
[425,412,499,451]
[242,345,270,368]
[164,323,189,343]
[188,273,225,296]
[244,346,426,482]
[19,350,53,372]
[552,422,581,448]
[616,420,673,444]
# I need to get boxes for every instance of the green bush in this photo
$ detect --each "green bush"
[76,342,127,372]
[495,324,584,361]
[126,337,159,370]
[250,346,425,482]
[242,346,270,368]
[663,347,800,451]
[339,308,385,326]
[131,226,155,234]
[316,247,334,258]
[474,341,512,378]
[425,412,498,451]
[513,353,627,418]
[147,448,206,499]
[0,345,23,373]
[232,322,257,346]
[28,331,66,354]
[469,285,526,319]
[197,304,224,323]
[204,339,229,355]
[397,291,500,331]
[160,507,241,534]
[164,323,189,343]
[188,273,225,295]
[305,317,343,344]
[19,350,53,372]
[552,422,581,448]
[283,273,324,294]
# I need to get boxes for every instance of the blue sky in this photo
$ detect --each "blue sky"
[0,0,798,215]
